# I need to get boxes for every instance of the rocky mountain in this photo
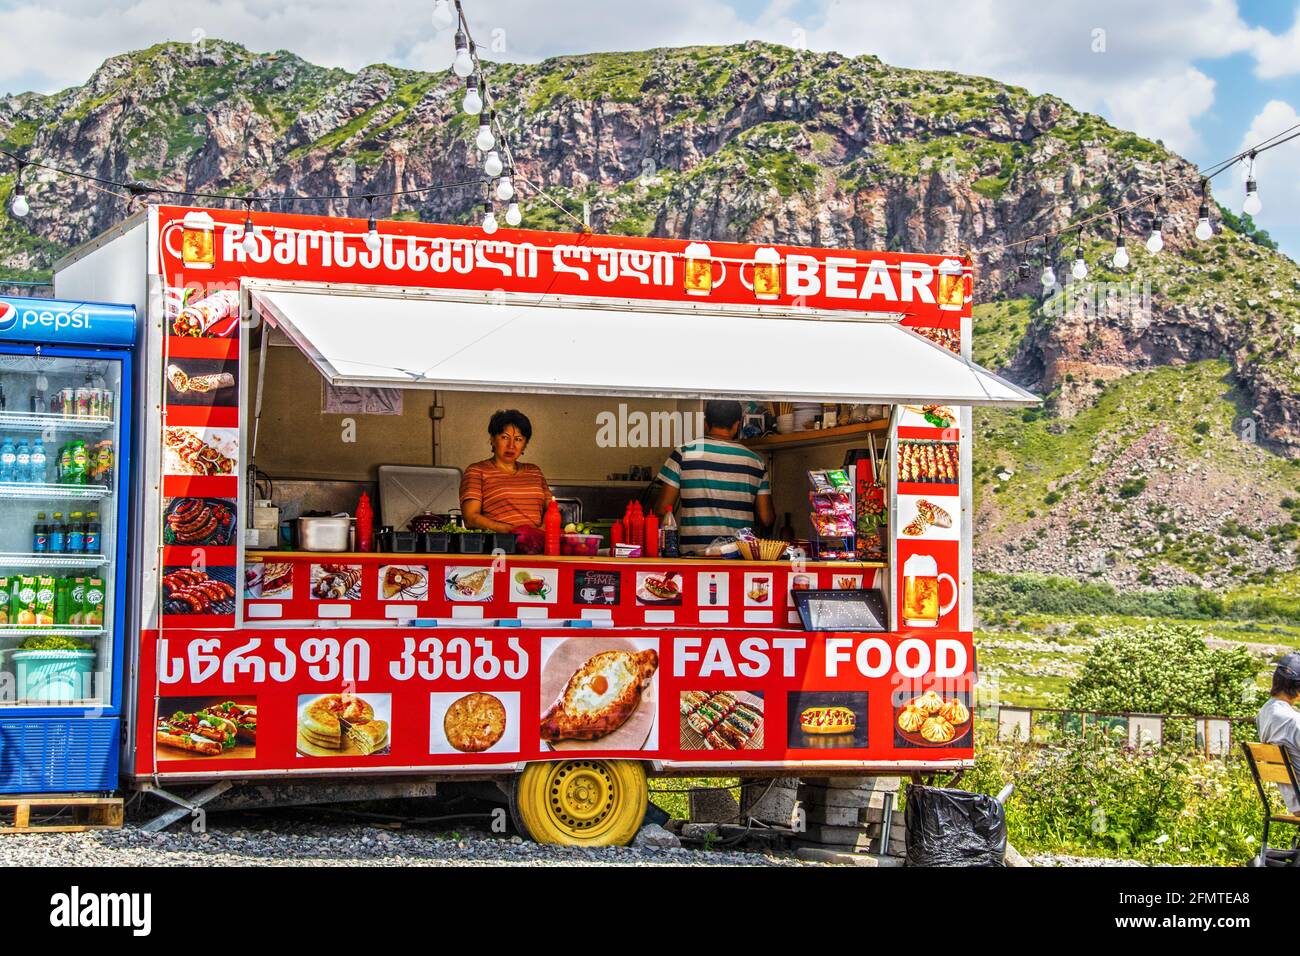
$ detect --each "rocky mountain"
[3,39,1298,591]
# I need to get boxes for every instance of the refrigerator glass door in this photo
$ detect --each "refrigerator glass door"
[0,351,121,710]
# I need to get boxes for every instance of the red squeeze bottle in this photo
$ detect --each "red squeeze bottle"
[356,491,374,552]
[643,511,659,558]
[611,520,625,549]
[630,503,645,554]
[544,500,562,556]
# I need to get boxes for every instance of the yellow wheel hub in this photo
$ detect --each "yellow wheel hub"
[551,763,615,827]
[511,759,648,846]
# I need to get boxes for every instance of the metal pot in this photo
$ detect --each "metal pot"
[297,516,352,552]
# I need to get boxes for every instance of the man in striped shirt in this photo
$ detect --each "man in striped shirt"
[655,400,774,554]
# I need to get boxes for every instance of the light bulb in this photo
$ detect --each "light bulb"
[463,79,483,115]
[432,0,455,29]
[1112,244,1129,270]
[484,150,503,178]
[482,208,498,234]
[1146,229,1163,254]
[495,175,514,201]
[452,32,473,77]
[365,216,381,251]
[241,225,258,255]
[1195,218,1212,241]
[1071,257,1087,281]
[505,201,521,226]
[10,188,29,218]
[1243,179,1262,216]
[1040,264,1056,287]
[475,121,495,152]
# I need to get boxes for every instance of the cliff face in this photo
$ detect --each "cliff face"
[3,39,1298,589]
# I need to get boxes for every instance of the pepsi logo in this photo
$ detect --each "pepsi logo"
[0,301,16,333]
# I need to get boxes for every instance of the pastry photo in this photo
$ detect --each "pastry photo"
[430,691,520,755]
[894,690,972,748]
[538,638,659,751]
[297,692,391,757]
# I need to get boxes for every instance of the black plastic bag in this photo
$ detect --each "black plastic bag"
[905,785,1007,867]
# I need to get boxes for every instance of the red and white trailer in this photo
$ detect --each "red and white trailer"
[53,205,1035,843]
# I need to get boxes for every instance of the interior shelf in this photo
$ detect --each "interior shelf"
[0,552,110,569]
[0,627,105,639]
[743,419,889,451]
[0,412,114,433]
[0,483,111,500]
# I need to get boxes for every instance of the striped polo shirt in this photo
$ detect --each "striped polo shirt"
[459,459,551,529]
[657,438,770,553]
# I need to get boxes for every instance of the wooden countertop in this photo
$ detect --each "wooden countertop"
[248,550,887,570]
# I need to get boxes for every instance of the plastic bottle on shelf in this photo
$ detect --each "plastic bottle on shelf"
[13,439,30,483]
[58,442,72,483]
[643,510,659,558]
[29,439,46,485]
[68,441,88,485]
[33,512,48,553]
[84,512,100,554]
[355,492,374,553]
[49,512,66,553]
[610,519,625,550]
[660,509,680,558]
[629,502,645,553]
[0,436,15,483]
[67,512,85,553]
[543,500,562,556]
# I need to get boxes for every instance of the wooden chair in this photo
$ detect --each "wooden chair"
[1241,741,1300,865]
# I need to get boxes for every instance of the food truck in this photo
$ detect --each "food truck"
[51,205,1036,844]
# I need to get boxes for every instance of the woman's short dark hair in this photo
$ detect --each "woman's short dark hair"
[488,409,532,442]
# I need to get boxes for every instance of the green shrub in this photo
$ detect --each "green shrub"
[1118,478,1147,498]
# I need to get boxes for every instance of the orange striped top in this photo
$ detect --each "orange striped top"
[459,459,551,529]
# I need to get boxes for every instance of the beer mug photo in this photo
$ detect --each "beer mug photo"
[176,210,217,270]
[740,246,783,300]
[902,553,957,627]
[683,242,726,296]
[937,258,964,312]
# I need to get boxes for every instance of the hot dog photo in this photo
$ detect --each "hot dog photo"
[156,695,257,760]
[786,691,869,750]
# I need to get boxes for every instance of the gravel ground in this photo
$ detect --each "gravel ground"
[1030,854,1147,867]
[0,813,816,867]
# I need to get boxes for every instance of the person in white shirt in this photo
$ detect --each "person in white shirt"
[1256,652,1300,813]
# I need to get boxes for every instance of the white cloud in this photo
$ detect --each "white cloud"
[1101,68,1217,154]
[1229,100,1300,239]
[1249,8,1300,79]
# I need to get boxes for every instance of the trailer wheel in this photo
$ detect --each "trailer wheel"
[509,759,646,846]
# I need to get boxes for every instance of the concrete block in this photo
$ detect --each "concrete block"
[801,823,876,850]
[796,847,905,867]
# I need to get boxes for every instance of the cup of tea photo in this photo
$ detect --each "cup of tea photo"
[902,553,957,627]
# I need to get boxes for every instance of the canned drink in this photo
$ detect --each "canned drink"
[74,387,89,418]
[60,388,75,417]
[102,389,114,422]
[88,388,102,419]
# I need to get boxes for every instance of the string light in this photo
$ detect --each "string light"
[452,30,474,77]
[1040,257,1056,288]
[9,164,28,218]
[475,111,496,152]
[363,195,381,251]
[495,168,514,201]
[1112,214,1129,269]
[1145,197,1164,254]
[505,201,522,226]
[1243,152,1262,216]
[432,0,456,30]
[481,199,498,234]
[1071,237,1087,281]
[462,77,483,115]
[240,203,258,254]
[1195,180,1213,241]
[484,149,503,178]
[1017,259,1032,280]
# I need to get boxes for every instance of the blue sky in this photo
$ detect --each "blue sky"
[1,0,1297,258]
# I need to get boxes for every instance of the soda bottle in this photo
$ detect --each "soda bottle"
[49,512,66,553]
[84,512,100,554]
[14,439,30,483]
[68,441,87,485]
[0,436,15,482]
[29,439,46,484]
[33,512,48,553]
[660,509,680,558]
[67,512,85,553]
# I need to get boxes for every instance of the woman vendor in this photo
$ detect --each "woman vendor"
[460,409,553,550]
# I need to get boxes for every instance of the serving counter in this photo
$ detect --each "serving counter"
[240,549,887,631]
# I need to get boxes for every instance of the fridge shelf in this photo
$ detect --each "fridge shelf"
[0,553,109,569]
[0,483,111,500]
[0,412,114,433]
[0,627,105,639]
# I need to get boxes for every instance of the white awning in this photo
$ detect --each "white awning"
[246,282,1038,406]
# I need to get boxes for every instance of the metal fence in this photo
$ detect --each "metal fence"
[980,705,1254,758]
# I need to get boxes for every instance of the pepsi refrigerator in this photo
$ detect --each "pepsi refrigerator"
[0,295,135,793]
